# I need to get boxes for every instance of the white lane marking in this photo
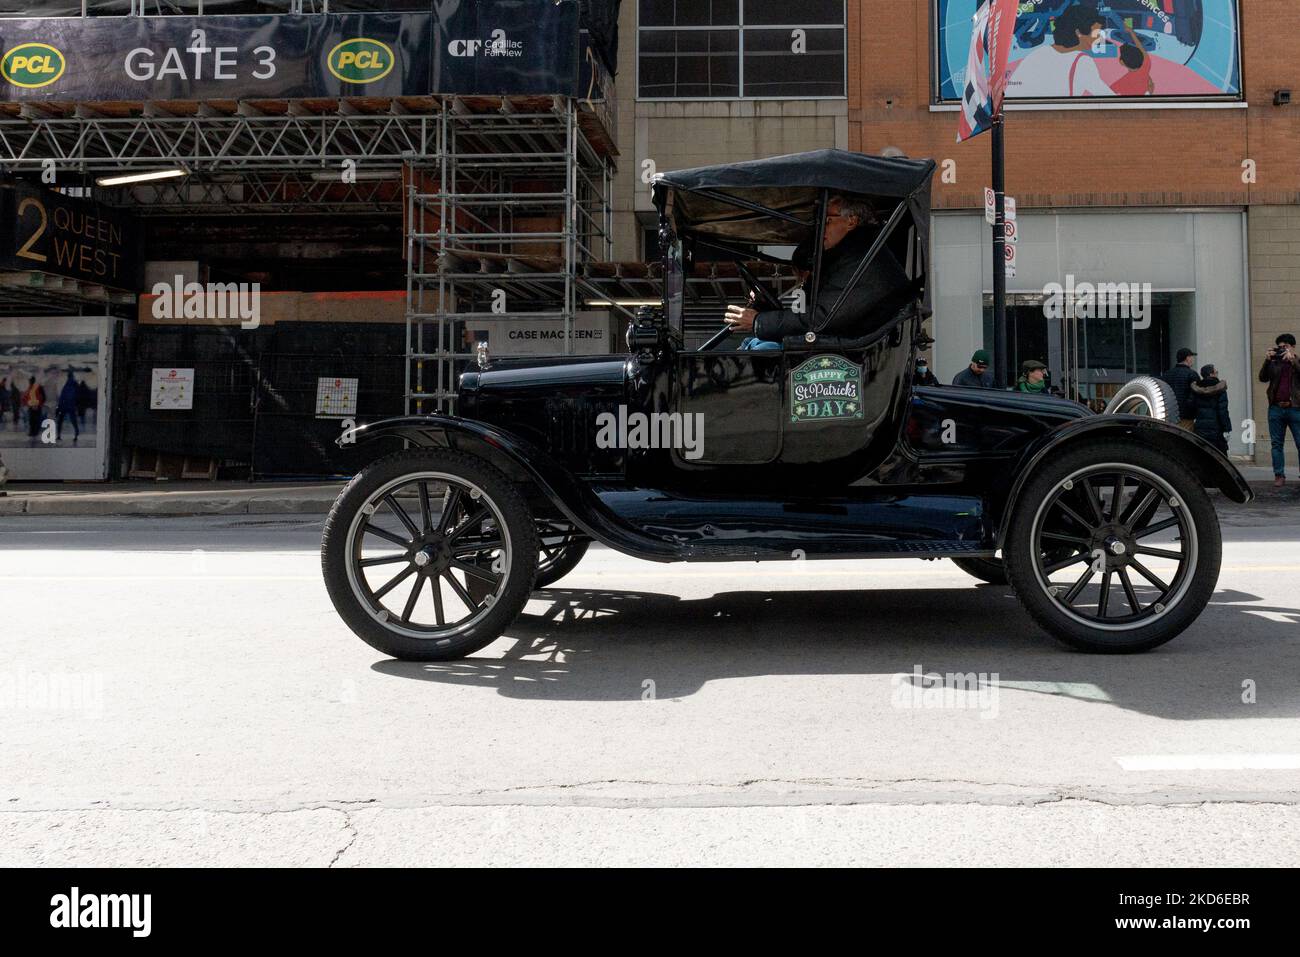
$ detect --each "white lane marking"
[0,575,317,582]
[1116,754,1300,771]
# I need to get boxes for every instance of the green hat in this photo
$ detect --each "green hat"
[971,349,991,365]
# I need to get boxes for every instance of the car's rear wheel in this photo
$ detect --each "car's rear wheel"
[1003,440,1220,653]
[951,557,1007,585]
[322,449,538,661]
[534,520,590,588]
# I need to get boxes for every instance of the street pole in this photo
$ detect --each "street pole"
[991,112,1008,389]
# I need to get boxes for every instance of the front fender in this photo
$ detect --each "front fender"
[340,415,680,561]
[995,414,1252,546]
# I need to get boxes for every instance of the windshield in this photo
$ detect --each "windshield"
[663,224,684,339]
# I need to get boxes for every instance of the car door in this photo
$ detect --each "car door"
[672,350,784,466]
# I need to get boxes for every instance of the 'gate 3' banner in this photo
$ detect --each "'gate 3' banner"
[0,2,581,102]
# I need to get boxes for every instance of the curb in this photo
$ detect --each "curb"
[0,493,339,518]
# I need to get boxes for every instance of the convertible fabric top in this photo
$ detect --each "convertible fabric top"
[652,149,935,313]
[654,148,935,201]
[651,148,935,250]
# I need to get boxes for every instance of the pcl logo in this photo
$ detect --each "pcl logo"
[326,37,394,84]
[1,43,66,88]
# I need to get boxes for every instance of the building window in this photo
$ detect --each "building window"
[638,0,845,100]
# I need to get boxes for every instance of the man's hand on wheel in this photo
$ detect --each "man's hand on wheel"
[724,304,757,333]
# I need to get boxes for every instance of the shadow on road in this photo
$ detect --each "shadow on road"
[372,584,1300,718]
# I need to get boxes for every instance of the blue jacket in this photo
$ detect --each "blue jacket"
[58,377,79,414]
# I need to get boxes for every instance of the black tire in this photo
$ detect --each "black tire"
[534,521,591,589]
[322,449,538,661]
[1003,439,1220,653]
[951,556,1007,585]
[1104,376,1179,423]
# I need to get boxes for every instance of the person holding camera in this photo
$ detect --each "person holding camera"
[1260,333,1300,488]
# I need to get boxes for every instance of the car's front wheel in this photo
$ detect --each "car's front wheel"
[1003,439,1220,653]
[321,449,538,661]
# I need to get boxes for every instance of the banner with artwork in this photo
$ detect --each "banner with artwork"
[936,1,1242,101]
[0,317,111,481]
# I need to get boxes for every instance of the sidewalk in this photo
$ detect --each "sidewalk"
[0,468,1288,517]
[0,480,345,517]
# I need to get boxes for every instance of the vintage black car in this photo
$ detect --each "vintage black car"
[322,149,1251,660]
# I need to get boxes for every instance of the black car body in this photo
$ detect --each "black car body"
[323,149,1251,660]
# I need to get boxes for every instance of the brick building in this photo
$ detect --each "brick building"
[613,0,1299,467]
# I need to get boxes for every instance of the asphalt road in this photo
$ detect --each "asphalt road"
[2,494,1299,866]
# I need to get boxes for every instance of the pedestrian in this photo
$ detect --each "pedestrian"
[1190,363,1231,454]
[1259,333,1300,488]
[8,379,19,426]
[1160,347,1198,429]
[1015,359,1049,394]
[21,375,45,440]
[0,376,9,427]
[952,349,994,389]
[76,378,93,427]
[913,356,938,387]
[56,369,80,442]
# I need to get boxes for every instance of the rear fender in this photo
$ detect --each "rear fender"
[340,416,679,560]
[995,415,1252,546]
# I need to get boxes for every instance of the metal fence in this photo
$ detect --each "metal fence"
[123,321,406,476]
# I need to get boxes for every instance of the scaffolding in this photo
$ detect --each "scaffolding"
[404,97,615,412]
[0,95,620,393]
[1,93,799,407]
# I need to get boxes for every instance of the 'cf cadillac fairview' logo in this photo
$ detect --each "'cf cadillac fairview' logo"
[790,355,864,422]
[448,30,523,58]
[1,42,66,88]
[326,37,394,84]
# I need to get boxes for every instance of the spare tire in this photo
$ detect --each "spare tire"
[1103,376,1179,423]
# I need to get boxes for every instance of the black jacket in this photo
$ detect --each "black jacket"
[1160,363,1199,419]
[1190,377,1230,450]
[753,227,912,342]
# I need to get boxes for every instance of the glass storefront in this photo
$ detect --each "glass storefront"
[981,291,1192,411]
[933,209,1251,455]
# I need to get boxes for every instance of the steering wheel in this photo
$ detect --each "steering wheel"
[697,261,784,352]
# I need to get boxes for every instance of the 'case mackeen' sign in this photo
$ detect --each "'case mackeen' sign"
[789,355,864,423]
[0,182,139,290]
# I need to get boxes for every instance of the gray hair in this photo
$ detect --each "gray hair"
[829,193,877,226]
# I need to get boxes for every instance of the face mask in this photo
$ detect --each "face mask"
[917,366,928,375]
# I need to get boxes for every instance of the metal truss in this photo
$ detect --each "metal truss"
[0,109,438,173]
[97,170,404,216]
[0,270,135,317]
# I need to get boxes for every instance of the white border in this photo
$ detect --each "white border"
[930,101,1247,112]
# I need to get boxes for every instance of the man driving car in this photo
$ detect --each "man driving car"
[723,194,912,347]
